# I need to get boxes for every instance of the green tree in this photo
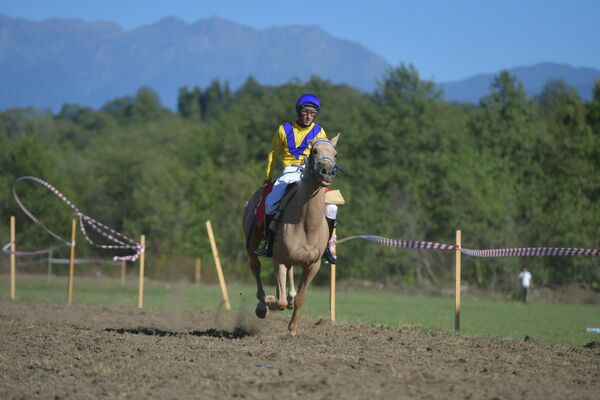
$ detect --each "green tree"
[535,79,598,285]
[0,135,71,251]
[586,78,600,132]
[177,86,202,118]
[101,88,169,122]
[1,71,598,289]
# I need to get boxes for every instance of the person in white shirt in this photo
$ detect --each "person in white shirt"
[518,267,533,303]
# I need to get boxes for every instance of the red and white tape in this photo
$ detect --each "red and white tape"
[336,235,457,251]
[337,235,599,257]
[460,247,599,257]
[4,176,143,262]
[1,242,64,256]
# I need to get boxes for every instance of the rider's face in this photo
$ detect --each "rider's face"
[297,106,317,127]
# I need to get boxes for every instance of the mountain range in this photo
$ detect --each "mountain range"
[0,13,598,111]
[440,63,600,103]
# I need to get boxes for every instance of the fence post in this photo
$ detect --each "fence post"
[47,250,53,281]
[205,220,231,310]
[329,227,337,321]
[195,257,202,285]
[67,218,77,305]
[120,261,126,285]
[455,229,462,333]
[10,216,16,300]
[138,235,146,308]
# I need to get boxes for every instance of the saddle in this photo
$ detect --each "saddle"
[254,182,299,234]
[254,184,345,235]
[254,182,274,233]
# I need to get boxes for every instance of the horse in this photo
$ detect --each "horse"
[243,134,340,335]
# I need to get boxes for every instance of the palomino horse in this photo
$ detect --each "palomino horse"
[243,134,340,335]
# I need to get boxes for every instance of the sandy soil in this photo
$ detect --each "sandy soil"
[0,299,599,400]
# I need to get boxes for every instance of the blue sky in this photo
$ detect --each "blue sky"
[2,0,599,81]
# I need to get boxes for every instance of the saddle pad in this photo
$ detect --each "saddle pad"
[254,182,274,232]
[325,189,345,205]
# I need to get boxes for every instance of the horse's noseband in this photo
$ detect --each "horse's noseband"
[307,139,337,182]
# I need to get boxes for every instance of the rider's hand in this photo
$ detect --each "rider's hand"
[263,179,272,186]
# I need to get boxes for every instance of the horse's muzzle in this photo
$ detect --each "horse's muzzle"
[317,161,336,186]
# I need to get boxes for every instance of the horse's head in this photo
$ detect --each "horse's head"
[306,133,340,187]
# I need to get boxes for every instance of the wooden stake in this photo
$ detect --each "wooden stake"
[205,220,231,310]
[138,235,146,309]
[10,216,16,300]
[47,250,53,281]
[329,227,337,321]
[120,261,126,285]
[67,218,77,305]
[195,257,202,285]
[455,229,462,333]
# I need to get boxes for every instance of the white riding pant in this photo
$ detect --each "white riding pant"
[266,165,338,220]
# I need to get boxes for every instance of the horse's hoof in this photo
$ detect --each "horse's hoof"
[286,296,295,309]
[255,302,268,319]
[288,322,298,336]
[265,295,276,303]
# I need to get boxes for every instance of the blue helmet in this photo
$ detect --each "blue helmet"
[295,93,320,111]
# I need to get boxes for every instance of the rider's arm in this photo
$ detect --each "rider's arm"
[264,127,283,182]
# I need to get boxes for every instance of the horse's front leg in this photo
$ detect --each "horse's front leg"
[288,261,321,336]
[286,266,297,309]
[271,263,289,310]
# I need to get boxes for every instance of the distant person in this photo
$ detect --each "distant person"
[518,267,533,303]
[254,93,337,263]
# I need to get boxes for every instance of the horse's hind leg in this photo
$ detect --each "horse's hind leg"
[244,192,268,318]
[247,236,268,318]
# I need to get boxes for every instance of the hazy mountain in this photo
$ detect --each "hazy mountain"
[1,14,599,111]
[440,63,600,103]
[0,14,390,110]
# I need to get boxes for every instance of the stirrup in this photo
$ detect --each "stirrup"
[254,241,273,257]
[322,246,337,264]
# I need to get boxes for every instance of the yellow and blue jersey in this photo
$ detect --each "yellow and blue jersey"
[264,121,327,181]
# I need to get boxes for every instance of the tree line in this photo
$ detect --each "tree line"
[1,66,599,291]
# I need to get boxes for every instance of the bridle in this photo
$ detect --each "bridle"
[306,139,337,178]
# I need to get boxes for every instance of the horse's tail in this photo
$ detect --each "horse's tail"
[243,187,264,249]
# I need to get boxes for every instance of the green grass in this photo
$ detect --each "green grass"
[1,274,599,347]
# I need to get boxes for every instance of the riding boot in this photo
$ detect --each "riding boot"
[254,215,275,257]
[322,217,337,264]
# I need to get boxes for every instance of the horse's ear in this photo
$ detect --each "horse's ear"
[330,133,340,147]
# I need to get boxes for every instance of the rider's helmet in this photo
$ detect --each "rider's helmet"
[295,93,320,111]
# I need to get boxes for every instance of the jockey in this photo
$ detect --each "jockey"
[254,93,338,263]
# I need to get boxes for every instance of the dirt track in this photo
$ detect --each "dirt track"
[1,299,599,399]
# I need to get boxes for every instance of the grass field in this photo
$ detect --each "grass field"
[1,273,599,347]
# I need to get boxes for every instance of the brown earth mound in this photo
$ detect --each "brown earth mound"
[0,300,598,399]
